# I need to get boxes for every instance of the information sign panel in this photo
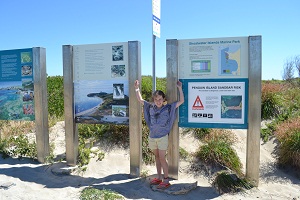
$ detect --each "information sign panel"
[73,43,129,125]
[0,48,35,121]
[178,37,249,128]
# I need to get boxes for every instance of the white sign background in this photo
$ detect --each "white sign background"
[73,42,128,81]
[178,37,248,79]
[188,81,245,124]
[152,0,161,38]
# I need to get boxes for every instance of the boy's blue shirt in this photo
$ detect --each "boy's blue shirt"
[143,101,178,138]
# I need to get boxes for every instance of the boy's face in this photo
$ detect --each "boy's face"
[154,95,164,108]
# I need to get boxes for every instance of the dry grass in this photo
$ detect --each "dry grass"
[275,117,300,169]
[202,129,237,145]
[0,120,35,139]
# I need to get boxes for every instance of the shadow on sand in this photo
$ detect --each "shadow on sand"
[0,157,219,200]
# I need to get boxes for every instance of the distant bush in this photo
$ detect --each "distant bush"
[47,76,64,118]
[142,117,155,165]
[260,81,300,142]
[261,81,285,120]
[275,117,300,170]
[280,86,300,116]
[140,76,166,102]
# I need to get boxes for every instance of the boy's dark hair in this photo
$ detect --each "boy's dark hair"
[152,90,166,100]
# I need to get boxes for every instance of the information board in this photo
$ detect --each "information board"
[73,43,129,125]
[178,37,249,129]
[0,48,35,121]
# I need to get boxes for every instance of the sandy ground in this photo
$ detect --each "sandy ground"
[0,121,300,200]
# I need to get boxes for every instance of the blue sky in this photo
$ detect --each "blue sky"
[1,0,299,80]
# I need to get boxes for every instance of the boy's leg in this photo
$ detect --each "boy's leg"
[153,149,162,179]
[157,135,169,181]
[158,149,169,182]
[149,137,162,180]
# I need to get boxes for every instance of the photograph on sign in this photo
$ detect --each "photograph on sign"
[111,65,125,77]
[112,45,124,61]
[73,42,129,125]
[74,79,129,124]
[113,83,125,99]
[0,49,35,121]
[178,37,248,79]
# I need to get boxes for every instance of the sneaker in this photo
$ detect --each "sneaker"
[150,178,162,185]
[157,181,171,189]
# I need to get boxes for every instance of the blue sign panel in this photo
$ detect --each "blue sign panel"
[0,48,35,121]
[179,78,248,129]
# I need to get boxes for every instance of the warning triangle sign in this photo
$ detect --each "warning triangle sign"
[192,96,204,110]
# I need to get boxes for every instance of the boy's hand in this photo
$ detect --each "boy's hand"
[134,80,140,89]
[177,81,182,88]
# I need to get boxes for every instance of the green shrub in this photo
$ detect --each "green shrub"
[48,115,64,128]
[140,76,166,101]
[105,125,129,148]
[47,76,64,118]
[78,124,107,139]
[141,76,153,101]
[261,82,284,120]
[275,117,300,169]
[5,135,37,159]
[182,128,211,141]
[80,187,124,200]
[261,128,273,143]
[97,151,105,161]
[260,120,277,142]
[195,129,242,176]
[142,117,155,165]
[179,147,189,160]
[0,139,10,158]
[78,137,92,167]
[212,170,253,194]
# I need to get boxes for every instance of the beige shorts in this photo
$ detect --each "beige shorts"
[148,134,169,150]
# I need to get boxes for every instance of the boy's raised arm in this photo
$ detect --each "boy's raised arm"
[176,81,184,108]
[134,80,144,105]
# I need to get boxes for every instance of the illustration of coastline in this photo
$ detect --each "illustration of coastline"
[221,95,242,119]
[219,45,241,75]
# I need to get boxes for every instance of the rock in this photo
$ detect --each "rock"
[0,182,15,190]
[151,181,197,195]
[50,162,78,176]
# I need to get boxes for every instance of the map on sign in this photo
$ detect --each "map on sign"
[221,95,242,119]
[219,45,241,76]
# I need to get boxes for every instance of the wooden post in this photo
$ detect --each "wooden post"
[166,39,179,179]
[63,45,78,166]
[128,41,142,177]
[33,47,49,163]
[246,36,262,186]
